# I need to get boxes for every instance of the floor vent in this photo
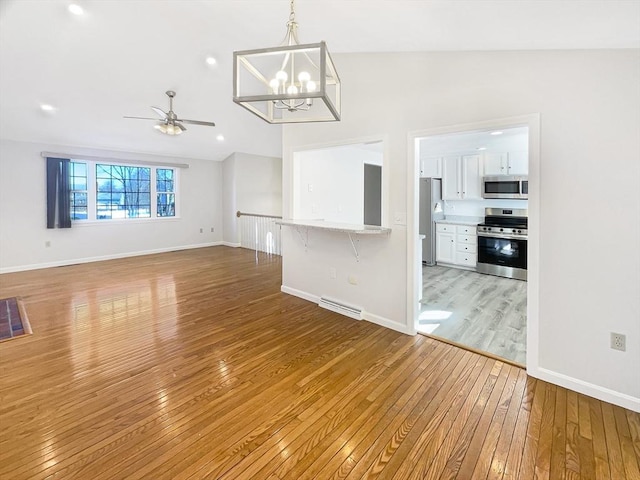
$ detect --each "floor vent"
[318,297,363,320]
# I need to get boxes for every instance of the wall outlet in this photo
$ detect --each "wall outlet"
[610,332,626,352]
[308,183,313,192]
[199,228,203,233]
[329,267,337,279]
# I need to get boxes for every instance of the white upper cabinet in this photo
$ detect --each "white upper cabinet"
[483,153,507,175]
[506,150,528,175]
[420,156,442,178]
[483,151,528,176]
[442,154,483,200]
[461,154,483,199]
[442,155,461,200]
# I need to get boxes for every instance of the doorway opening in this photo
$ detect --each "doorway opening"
[408,116,540,368]
[292,141,385,226]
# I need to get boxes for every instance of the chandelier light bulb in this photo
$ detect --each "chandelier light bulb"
[306,81,316,92]
[286,85,299,95]
[269,79,280,93]
[298,71,311,83]
[276,70,288,82]
[68,4,84,15]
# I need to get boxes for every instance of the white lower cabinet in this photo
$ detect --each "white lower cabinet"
[436,223,478,270]
[435,231,456,264]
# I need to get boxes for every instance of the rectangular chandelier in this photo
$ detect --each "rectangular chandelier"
[233,41,341,124]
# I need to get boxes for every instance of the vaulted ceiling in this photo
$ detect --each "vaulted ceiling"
[1,0,638,161]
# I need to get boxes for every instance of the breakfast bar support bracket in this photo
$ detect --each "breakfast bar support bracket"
[295,226,309,251]
[348,233,360,262]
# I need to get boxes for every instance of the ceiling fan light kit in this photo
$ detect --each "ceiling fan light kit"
[233,0,341,124]
[154,122,183,136]
[124,90,215,136]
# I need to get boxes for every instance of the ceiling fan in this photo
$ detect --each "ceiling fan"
[124,90,216,136]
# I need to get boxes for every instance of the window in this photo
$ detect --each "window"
[156,168,175,217]
[69,160,178,222]
[70,162,88,220]
[96,164,151,219]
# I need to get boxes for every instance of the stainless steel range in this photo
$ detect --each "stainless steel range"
[476,208,528,281]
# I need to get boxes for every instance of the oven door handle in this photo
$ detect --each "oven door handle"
[477,232,528,240]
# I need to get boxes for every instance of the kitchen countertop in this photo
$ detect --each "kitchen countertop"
[437,216,483,226]
[276,219,391,234]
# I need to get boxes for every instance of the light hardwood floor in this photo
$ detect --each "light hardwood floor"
[420,266,527,365]
[0,247,638,479]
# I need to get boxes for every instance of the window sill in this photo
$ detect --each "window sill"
[72,217,181,227]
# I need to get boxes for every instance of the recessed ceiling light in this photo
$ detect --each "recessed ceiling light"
[490,131,503,136]
[40,104,55,112]
[477,147,486,151]
[206,57,217,66]
[216,134,225,141]
[68,4,84,15]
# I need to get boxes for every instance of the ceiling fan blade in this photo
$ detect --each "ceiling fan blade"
[176,122,186,131]
[178,118,216,127]
[151,106,168,119]
[124,116,160,121]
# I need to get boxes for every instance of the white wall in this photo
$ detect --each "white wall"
[0,139,223,272]
[282,50,640,411]
[221,152,282,245]
[222,154,237,245]
[235,152,282,216]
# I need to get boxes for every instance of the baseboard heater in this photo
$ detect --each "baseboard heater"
[318,297,363,320]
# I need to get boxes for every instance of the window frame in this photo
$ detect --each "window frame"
[156,168,176,218]
[69,161,88,220]
[69,159,180,223]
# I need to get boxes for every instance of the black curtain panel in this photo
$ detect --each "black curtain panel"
[46,157,71,229]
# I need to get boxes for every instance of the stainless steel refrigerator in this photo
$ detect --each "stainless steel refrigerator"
[419,178,444,266]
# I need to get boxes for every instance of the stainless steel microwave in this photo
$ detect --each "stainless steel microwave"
[482,175,528,200]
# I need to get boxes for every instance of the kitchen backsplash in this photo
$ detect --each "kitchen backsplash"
[444,199,528,217]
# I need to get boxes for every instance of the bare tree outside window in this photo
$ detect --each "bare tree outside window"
[96,164,151,219]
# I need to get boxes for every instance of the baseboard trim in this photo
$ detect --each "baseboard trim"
[362,312,413,336]
[531,366,640,413]
[0,242,224,274]
[280,285,320,304]
[281,285,412,336]
[221,241,241,248]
